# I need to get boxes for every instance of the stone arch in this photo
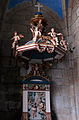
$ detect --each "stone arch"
[69,0,73,8]
[1,1,65,57]
[3,1,64,43]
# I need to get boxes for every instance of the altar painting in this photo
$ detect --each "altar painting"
[28,92,46,120]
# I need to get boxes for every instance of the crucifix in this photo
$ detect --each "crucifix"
[35,2,43,12]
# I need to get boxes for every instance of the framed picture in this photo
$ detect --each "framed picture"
[28,92,46,120]
[22,77,51,120]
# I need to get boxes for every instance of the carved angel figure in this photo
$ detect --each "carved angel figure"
[60,36,68,51]
[11,32,20,48]
[48,28,62,46]
[11,32,24,49]
[30,27,41,42]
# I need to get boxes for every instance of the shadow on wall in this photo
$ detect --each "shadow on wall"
[0,110,57,120]
[50,83,58,120]
[51,103,58,120]
[0,98,22,120]
[0,108,22,120]
[51,110,58,120]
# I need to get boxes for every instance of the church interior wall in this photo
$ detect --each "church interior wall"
[49,0,79,120]
[0,0,79,120]
[67,0,79,120]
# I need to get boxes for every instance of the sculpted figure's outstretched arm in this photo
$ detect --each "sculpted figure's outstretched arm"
[30,28,34,33]
[11,37,14,40]
[57,33,62,36]
[48,32,51,35]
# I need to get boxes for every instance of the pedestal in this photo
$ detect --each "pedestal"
[22,78,52,120]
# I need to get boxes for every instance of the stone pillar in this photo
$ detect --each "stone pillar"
[46,91,51,120]
[67,1,79,120]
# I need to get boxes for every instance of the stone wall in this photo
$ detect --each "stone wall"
[68,0,79,120]
[49,0,79,120]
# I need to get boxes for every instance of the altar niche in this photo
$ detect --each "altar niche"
[22,78,52,120]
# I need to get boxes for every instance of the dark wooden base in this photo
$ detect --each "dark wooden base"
[22,112,28,120]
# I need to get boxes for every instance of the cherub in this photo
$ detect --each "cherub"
[48,28,62,46]
[11,32,24,49]
[60,36,68,51]
[30,26,41,42]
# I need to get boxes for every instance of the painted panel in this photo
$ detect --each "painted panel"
[28,92,46,120]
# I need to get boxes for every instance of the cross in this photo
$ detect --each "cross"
[35,3,43,12]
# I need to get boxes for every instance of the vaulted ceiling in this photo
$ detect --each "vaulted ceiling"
[8,0,69,19]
